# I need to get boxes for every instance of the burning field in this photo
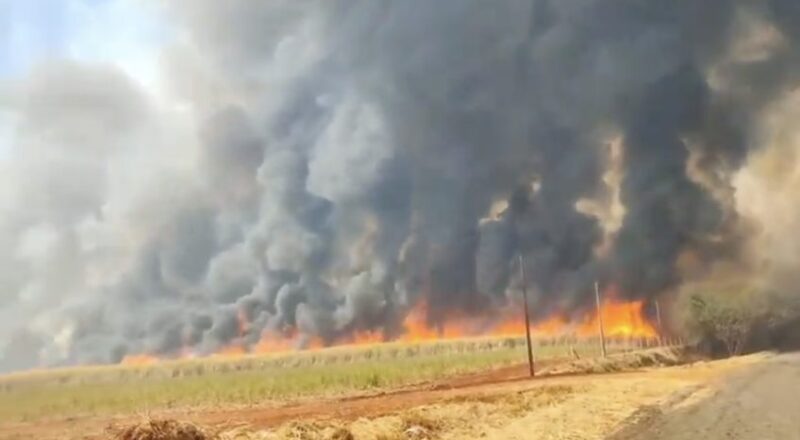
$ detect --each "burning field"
[0,288,671,438]
[3,1,800,438]
[1,0,800,372]
[119,288,659,366]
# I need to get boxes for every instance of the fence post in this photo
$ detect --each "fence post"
[655,299,664,346]
[594,281,607,358]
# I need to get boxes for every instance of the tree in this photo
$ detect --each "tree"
[681,288,763,357]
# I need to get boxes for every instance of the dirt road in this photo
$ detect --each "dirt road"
[611,352,800,440]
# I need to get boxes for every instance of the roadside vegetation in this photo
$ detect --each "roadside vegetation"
[678,286,800,356]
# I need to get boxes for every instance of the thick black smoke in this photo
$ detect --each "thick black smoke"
[1,0,798,370]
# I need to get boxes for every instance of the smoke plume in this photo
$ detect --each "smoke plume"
[1,0,799,370]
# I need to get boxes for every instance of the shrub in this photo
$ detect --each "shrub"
[678,286,800,356]
[678,288,760,356]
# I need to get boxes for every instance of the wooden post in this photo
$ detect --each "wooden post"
[594,281,607,358]
[519,253,535,377]
[655,299,664,346]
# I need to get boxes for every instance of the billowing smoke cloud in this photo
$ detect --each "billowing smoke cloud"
[1,0,798,370]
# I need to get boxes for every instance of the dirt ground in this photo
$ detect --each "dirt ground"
[1,350,794,440]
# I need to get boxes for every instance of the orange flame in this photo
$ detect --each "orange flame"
[120,354,159,366]
[236,308,250,336]
[213,344,248,357]
[118,286,658,364]
[576,299,657,338]
[252,328,324,353]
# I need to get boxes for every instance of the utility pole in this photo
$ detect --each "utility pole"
[516,2,538,379]
[518,253,535,377]
[594,281,607,358]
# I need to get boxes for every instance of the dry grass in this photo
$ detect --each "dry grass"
[231,384,575,440]
[109,419,214,440]
[541,347,686,376]
[0,336,657,423]
[186,383,582,440]
[0,338,530,422]
[217,348,692,440]
[58,348,700,440]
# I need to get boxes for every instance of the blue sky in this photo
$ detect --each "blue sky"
[1,0,69,75]
[0,0,171,158]
[1,0,170,79]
